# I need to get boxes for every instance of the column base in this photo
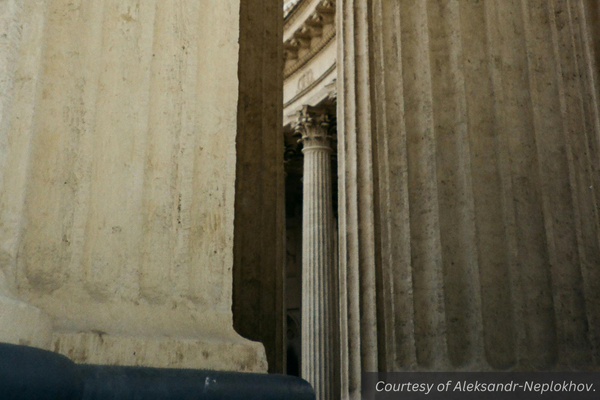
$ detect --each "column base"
[52,331,268,373]
[0,294,53,349]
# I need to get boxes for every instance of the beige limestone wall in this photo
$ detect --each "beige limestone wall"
[338,0,600,396]
[0,0,54,350]
[0,0,266,372]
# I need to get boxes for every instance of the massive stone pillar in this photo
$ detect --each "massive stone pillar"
[233,0,285,374]
[338,0,600,397]
[0,0,266,372]
[337,1,378,397]
[295,105,336,400]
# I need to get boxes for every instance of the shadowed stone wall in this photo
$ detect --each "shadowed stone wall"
[234,0,286,374]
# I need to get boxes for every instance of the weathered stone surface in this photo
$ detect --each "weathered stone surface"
[0,0,54,352]
[338,0,600,396]
[233,0,286,374]
[0,0,266,372]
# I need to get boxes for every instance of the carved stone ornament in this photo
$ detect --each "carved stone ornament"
[293,105,336,151]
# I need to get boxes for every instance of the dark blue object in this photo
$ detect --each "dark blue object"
[0,343,315,400]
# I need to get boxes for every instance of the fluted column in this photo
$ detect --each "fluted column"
[295,105,336,400]
[337,0,600,393]
[0,0,267,372]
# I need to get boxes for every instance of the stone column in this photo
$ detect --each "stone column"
[294,105,336,400]
[233,0,285,374]
[0,0,267,373]
[337,1,600,396]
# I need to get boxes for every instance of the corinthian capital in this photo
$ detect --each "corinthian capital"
[293,105,336,152]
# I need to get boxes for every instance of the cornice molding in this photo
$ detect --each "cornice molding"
[284,28,336,80]
[284,0,335,77]
[284,0,310,26]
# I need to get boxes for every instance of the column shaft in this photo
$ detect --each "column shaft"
[296,106,336,400]
[337,1,600,392]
